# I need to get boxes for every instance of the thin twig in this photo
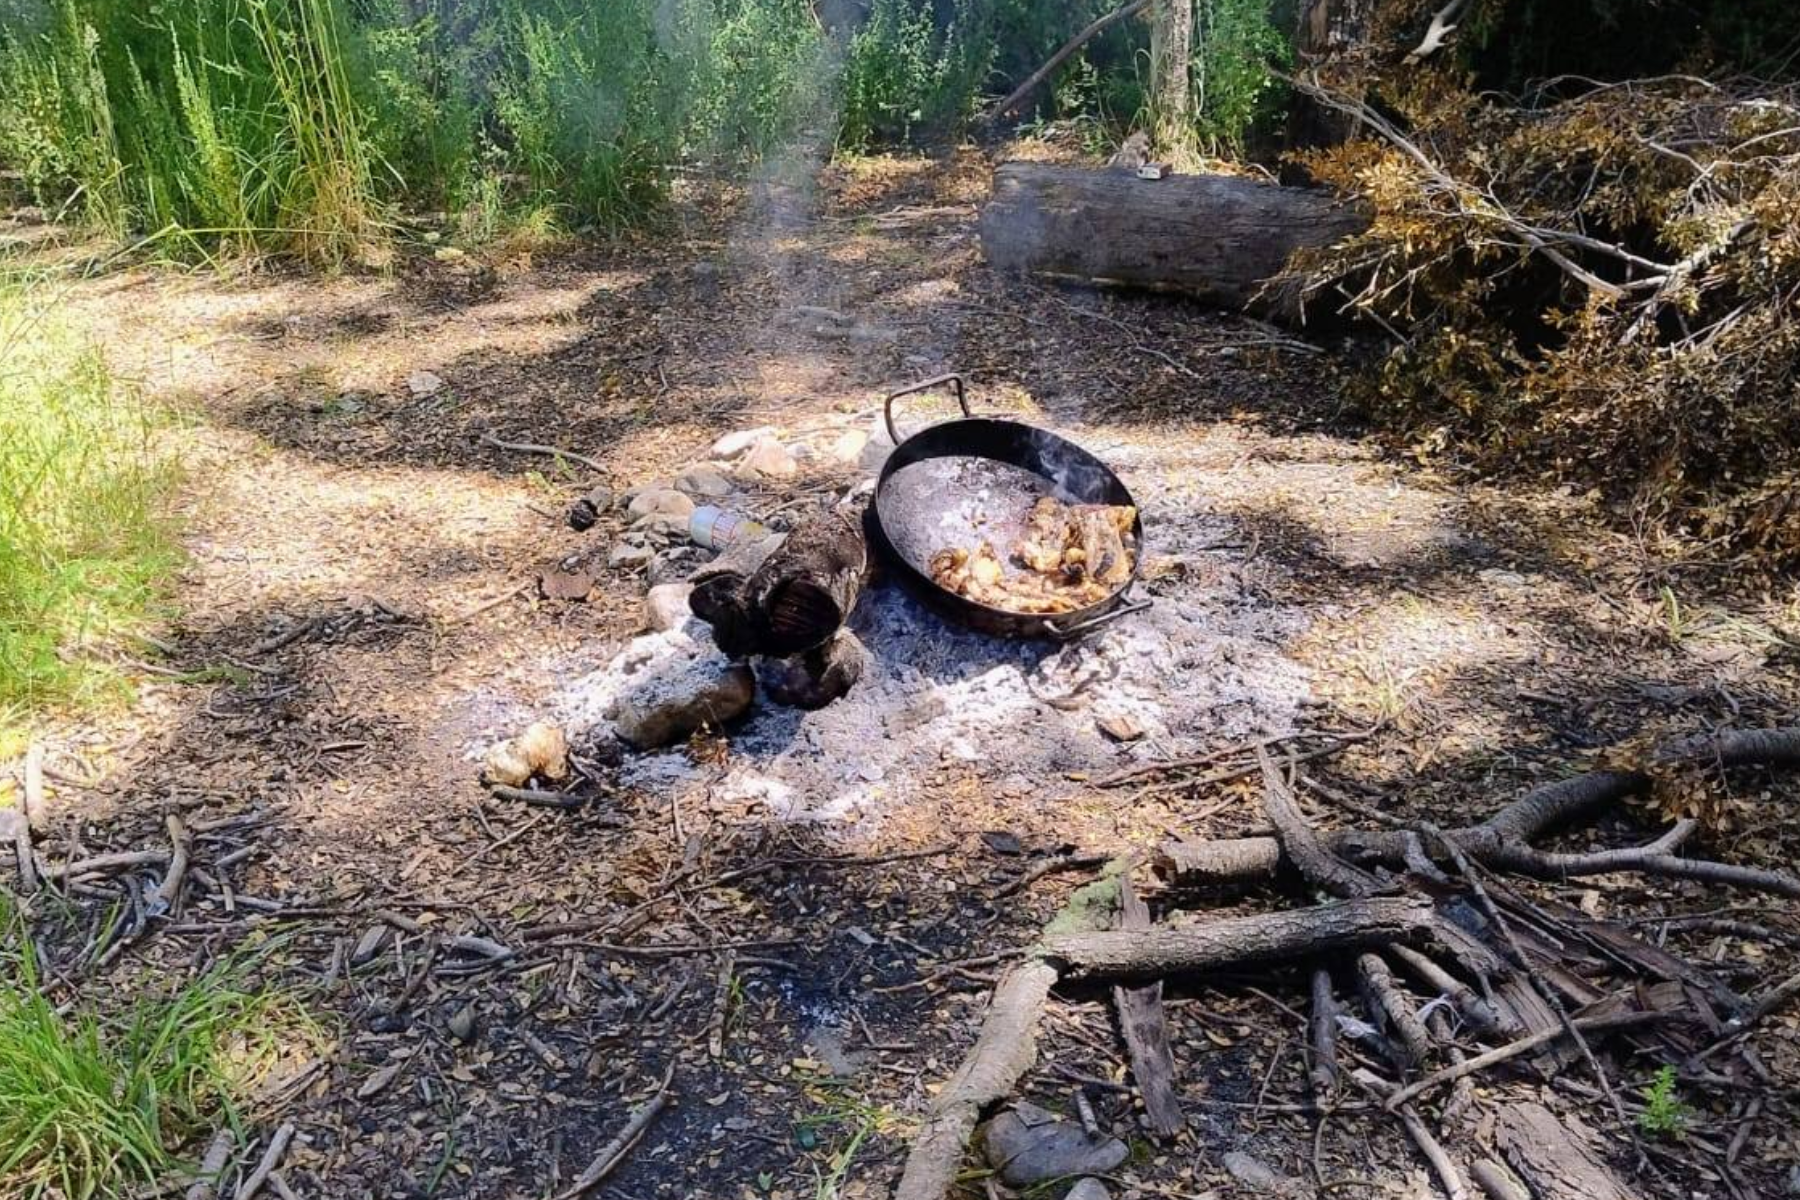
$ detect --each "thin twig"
[552,1064,675,1200]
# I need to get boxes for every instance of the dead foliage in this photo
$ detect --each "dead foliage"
[1283,60,1800,569]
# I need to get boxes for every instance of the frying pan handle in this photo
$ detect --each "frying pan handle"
[1047,594,1153,641]
[883,373,970,445]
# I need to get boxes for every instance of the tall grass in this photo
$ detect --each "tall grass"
[0,897,312,1200]
[0,284,181,726]
[838,0,996,150]
[0,0,830,249]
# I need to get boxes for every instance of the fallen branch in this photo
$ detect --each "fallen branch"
[1042,895,1435,979]
[0,807,36,893]
[184,1129,237,1200]
[894,960,1060,1200]
[235,1122,295,1200]
[1260,746,1385,898]
[149,814,191,913]
[480,431,605,475]
[1383,1008,1670,1110]
[987,0,1154,121]
[1111,871,1184,1138]
[553,1064,675,1200]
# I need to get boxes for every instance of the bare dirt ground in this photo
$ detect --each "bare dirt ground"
[10,145,1800,1199]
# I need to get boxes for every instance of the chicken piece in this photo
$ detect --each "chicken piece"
[1069,506,1132,587]
[1015,497,1073,572]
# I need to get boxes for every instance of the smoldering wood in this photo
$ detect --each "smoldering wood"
[978,162,1369,316]
[689,509,868,660]
[1042,895,1435,979]
[760,630,867,709]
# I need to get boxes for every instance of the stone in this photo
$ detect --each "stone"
[632,511,692,540]
[406,369,444,396]
[733,438,798,481]
[567,484,612,531]
[983,1102,1128,1187]
[612,633,755,748]
[627,488,695,521]
[433,246,467,263]
[828,428,869,464]
[1221,1151,1302,1194]
[676,465,733,497]
[609,538,655,570]
[447,1003,479,1043]
[1096,713,1144,742]
[711,427,776,459]
[644,583,695,632]
[1065,1181,1112,1200]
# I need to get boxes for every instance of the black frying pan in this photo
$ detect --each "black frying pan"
[866,373,1151,640]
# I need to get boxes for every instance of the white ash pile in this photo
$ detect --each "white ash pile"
[547,420,1311,823]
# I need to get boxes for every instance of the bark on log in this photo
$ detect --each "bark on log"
[894,960,1060,1200]
[979,162,1367,317]
[689,509,868,659]
[1042,895,1434,979]
[1494,1103,1641,1200]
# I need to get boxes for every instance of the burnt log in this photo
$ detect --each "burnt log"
[689,509,868,659]
[978,162,1368,317]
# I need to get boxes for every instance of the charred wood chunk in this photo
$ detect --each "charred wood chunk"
[689,511,867,659]
[762,631,866,710]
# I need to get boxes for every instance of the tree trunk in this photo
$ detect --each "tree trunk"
[1148,0,1196,161]
[979,162,1366,319]
[1287,0,1373,150]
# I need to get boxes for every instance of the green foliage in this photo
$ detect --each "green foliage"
[1193,0,1289,154]
[839,0,996,150]
[0,285,181,728]
[0,0,828,250]
[0,898,310,1200]
[1638,1064,1689,1137]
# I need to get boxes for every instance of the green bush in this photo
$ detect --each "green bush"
[838,0,996,149]
[0,285,181,726]
[1193,0,1289,154]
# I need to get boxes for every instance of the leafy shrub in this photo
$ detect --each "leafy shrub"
[0,285,181,725]
[839,0,996,149]
[1193,0,1289,154]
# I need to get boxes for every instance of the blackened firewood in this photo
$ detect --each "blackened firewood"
[762,631,866,709]
[689,510,868,660]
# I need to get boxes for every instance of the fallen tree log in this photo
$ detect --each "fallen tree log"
[978,162,1368,316]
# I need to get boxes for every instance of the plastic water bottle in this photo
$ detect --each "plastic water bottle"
[689,505,769,550]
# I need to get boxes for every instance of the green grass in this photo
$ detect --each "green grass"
[0,283,182,729]
[0,897,311,1200]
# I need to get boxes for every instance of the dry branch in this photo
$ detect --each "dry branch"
[1043,895,1435,979]
[234,1123,295,1200]
[1260,747,1385,898]
[1308,966,1340,1102]
[894,960,1059,1200]
[554,1065,675,1200]
[1112,872,1184,1138]
[1355,952,1433,1067]
[1382,1009,1670,1110]
[987,0,1154,120]
[1495,1102,1641,1200]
